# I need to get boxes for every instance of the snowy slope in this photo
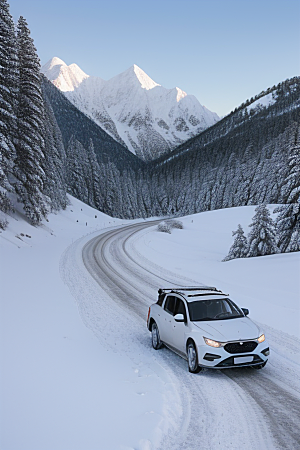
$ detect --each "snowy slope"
[1,200,299,449]
[41,58,219,160]
[0,197,175,450]
[246,92,276,113]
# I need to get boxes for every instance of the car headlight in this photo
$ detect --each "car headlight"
[256,334,265,343]
[204,337,223,348]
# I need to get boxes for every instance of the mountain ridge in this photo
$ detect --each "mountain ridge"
[42,57,219,160]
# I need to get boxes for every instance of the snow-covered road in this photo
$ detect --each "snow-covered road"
[62,221,300,449]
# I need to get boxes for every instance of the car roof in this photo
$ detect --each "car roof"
[158,286,229,303]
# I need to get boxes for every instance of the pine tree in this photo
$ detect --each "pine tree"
[223,224,248,261]
[42,92,67,211]
[247,204,278,257]
[285,208,300,253]
[275,127,300,252]
[86,139,102,210]
[0,0,18,219]
[275,202,300,253]
[14,16,47,225]
[102,161,121,217]
[66,136,89,204]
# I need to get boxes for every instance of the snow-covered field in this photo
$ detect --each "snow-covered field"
[1,198,299,450]
[136,206,300,339]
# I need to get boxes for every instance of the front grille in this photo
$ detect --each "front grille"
[216,354,263,368]
[224,341,258,354]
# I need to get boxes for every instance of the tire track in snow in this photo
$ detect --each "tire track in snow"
[225,369,300,449]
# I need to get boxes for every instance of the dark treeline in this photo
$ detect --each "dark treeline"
[0,0,299,253]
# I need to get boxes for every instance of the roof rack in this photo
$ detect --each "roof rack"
[158,286,228,298]
[187,292,228,297]
[158,286,222,294]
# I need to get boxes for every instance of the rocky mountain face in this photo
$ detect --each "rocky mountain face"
[42,57,219,160]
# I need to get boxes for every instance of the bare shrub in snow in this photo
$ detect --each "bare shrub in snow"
[0,218,8,230]
[166,219,183,229]
[0,192,15,214]
[157,222,171,234]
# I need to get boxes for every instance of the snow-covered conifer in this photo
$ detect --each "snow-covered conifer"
[275,201,300,253]
[223,224,248,261]
[102,161,121,217]
[286,220,300,252]
[86,139,102,210]
[66,136,89,204]
[247,204,278,257]
[42,93,67,211]
[0,0,18,210]
[275,136,300,252]
[119,169,138,219]
[14,16,47,225]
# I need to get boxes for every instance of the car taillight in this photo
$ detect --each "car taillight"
[147,307,150,324]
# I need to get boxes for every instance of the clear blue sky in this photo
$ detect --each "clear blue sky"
[9,0,300,116]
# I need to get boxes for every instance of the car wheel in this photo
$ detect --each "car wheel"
[151,322,162,350]
[252,360,267,370]
[187,341,201,373]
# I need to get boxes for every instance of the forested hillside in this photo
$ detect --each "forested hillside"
[146,78,300,215]
[0,0,299,253]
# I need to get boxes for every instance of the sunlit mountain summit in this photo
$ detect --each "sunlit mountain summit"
[42,58,219,160]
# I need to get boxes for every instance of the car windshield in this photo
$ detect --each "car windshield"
[187,298,244,322]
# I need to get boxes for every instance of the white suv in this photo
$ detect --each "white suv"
[147,287,269,373]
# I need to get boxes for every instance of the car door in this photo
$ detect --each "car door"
[160,295,176,344]
[170,297,188,354]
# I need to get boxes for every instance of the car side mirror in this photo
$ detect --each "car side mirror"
[241,308,249,316]
[174,313,185,322]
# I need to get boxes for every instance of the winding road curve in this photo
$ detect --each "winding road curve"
[81,221,300,450]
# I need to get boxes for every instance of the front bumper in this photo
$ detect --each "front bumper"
[197,341,269,369]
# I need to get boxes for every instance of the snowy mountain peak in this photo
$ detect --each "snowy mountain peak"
[42,57,67,80]
[43,56,66,71]
[176,87,187,102]
[132,64,160,90]
[108,64,160,91]
[41,57,89,92]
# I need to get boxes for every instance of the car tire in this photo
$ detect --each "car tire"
[252,360,267,370]
[151,322,162,350]
[187,341,202,373]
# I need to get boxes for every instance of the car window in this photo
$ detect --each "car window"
[157,292,166,306]
[188,298,243,322]
[174,298,187,321]
[164,296,176,315]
